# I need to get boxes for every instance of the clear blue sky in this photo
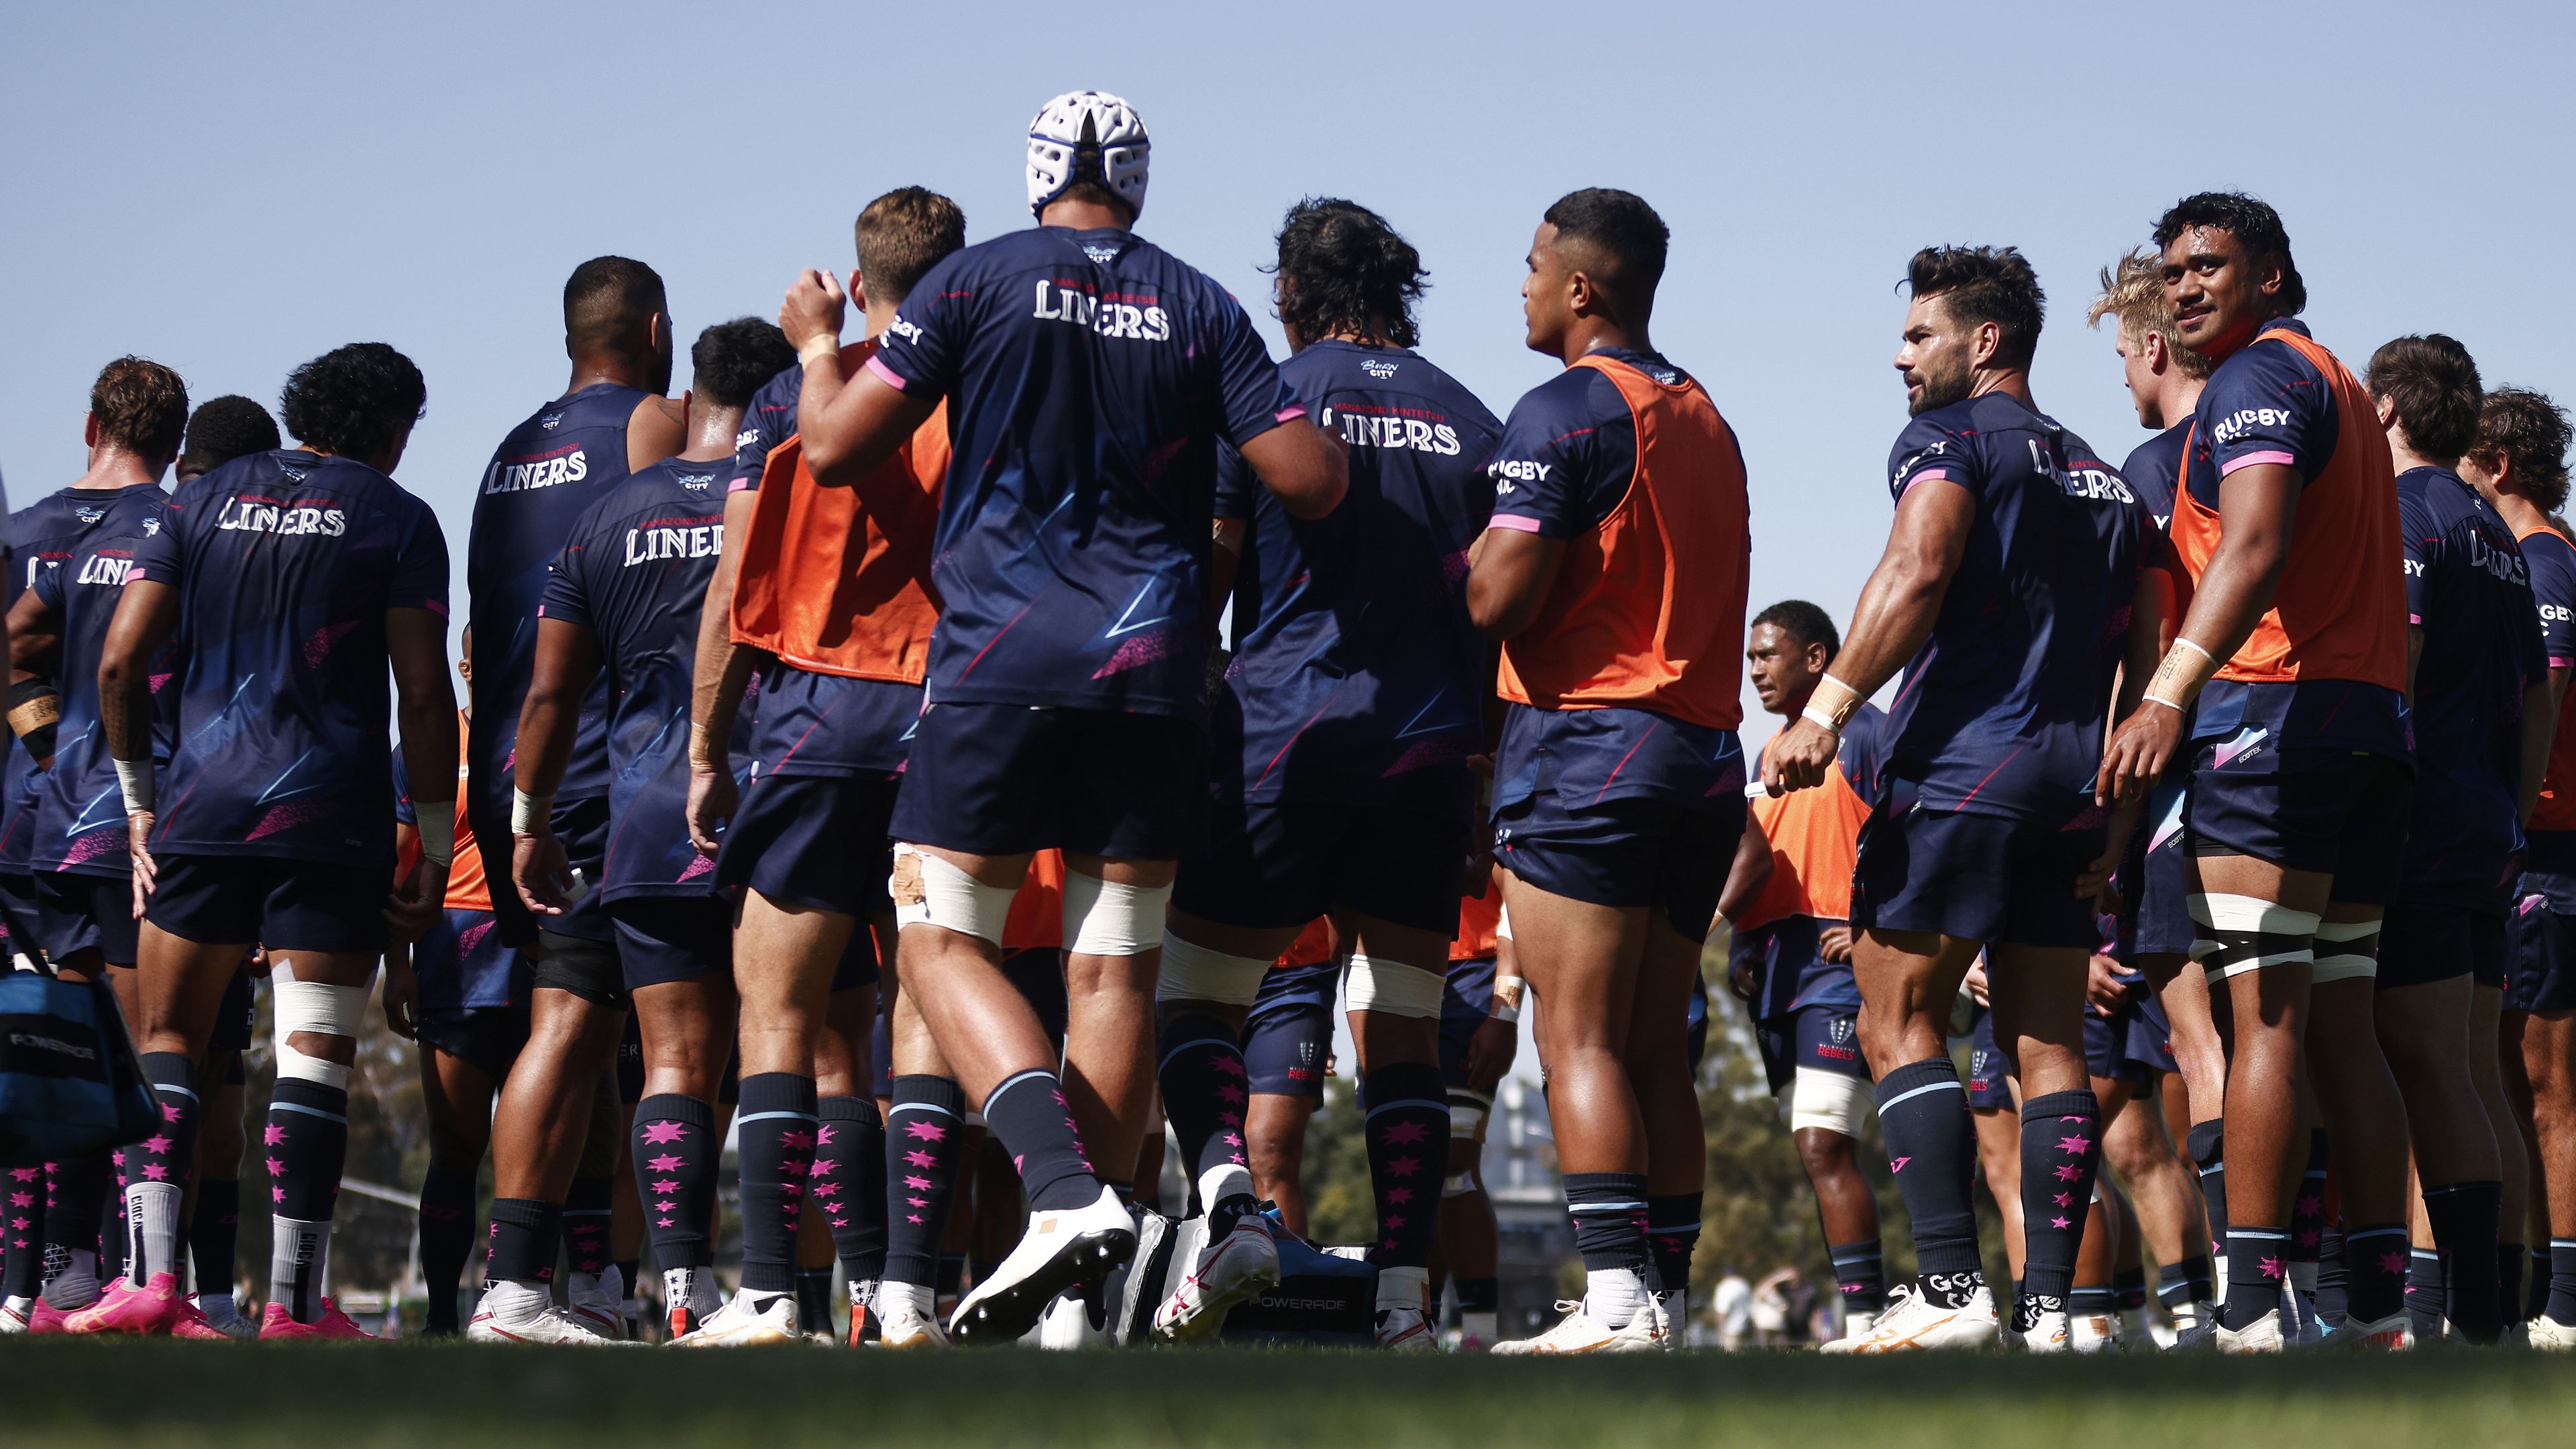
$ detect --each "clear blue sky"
[5,1,2569,757]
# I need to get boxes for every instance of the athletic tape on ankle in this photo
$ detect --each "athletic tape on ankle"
[1789,1066,1873,1136]
[272,966,369,1088]
[2188,893,2318,979]
[1155,934,1269,1007]
[1344,953,1444,1018]
[2310,918,2381,983]
[1061,871,1170,957]
[1448,1089,1493,1138]
[890,843,1014,945]
[1442,1168,1482,1198]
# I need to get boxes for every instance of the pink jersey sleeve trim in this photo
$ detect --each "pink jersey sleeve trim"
[1487,515,1546,534]
[123,567,150,583]
[863,354,912,391]
[2409,612,2424,626]
[1275,405,1309,424]
[2221,449,2297,476]
[2553,656,2575,670]
[727,477,757,494]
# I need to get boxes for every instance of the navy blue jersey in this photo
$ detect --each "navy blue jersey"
[30,487,178,877]
[1882,393,2142,823]
[730,364,799,492]
[466,384,653,828]
[2185,321,2339,507]
[1,484,170,873]
[130,450,447,861]
[2397,466,2545,908]
[748,663,920,778]
[2123,421,2192,537]
[867,225,1301,718]
[1211,340,1501,807]
[1485,347,1703,537]
[536,458,746,902]
[2520,525,2576,890]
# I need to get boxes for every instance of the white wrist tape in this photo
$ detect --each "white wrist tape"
[1800,704,1843,735]
[1344,952,1444,1020]
[890,843,1014,945]
[1155,934,1270,1008]
[272,960,374,1090]
[116,758,155,815]
[511,788,552,837]
[414,808,453,868]
[1788,1067,1875,1136]
[1493,973,1527,1023]
[1062,871,1171,957]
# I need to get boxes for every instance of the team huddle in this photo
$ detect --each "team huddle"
[1,89,2573,1358]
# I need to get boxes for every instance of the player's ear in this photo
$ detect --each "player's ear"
[2141,330,2167,376]
[847,269,868,313]
[84,412,101,449]
[2372,392,2399,431]
[1974,320,2004,370]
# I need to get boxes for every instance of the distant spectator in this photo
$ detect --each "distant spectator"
[1713,1269,1753,1350]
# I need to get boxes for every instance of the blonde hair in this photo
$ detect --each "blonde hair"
[2087,248,2208,380]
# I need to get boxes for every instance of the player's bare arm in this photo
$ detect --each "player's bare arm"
[97,574,177,910]
[386,605,460,943]
[686,488,764,855]
[509,616,601,916]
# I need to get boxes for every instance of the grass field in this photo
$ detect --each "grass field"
[7,1341,2575,1448]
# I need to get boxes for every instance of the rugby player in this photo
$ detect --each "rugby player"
[782,91,1346,1342]
[1240,919,1339,1236]
[1157,197,1499,1349]
[1469,189,1749,1355]
[481,318,796,1345]
[2465,386,2576,1346]
[392,627,531,1336]
[466,257,686,1343]
[1,357,188,1325]
[2088,252,2224,1334]
[75,343,454,1338]
[2367,335,2546,1344]
[1725,600,1888,1334]
[688,188,964,1348]
[1776,246,2143,1354]
[2099,193,2414,1351]
[1436,879,1514,1348]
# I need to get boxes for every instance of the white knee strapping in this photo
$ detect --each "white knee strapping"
[1155,933,1270,1007]
[2189,893,2320,981]
[890,844,1014,945]
[1495,904,1512,941]
[272,961,370,1089]
[1061,871,1171,957]
[1344,953,1444,1019]
[1448,1089,1493,1139]
[2310,918,2381,984]
[1788,1067,1873,1136]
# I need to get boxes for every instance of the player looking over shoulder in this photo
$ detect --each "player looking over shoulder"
[1772,246,2145,1354]
[1155,196,1500,1349]
[1468,189,1750,1355]
[778,91,1346,1344]
[76,343,453,1339]
[2098,194,2416,1352]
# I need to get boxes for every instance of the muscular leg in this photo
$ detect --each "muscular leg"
[1246,1093,1315,1236]
[1972,1104,2025,1281]
[1853,928,1993,1318]
[191,1059,246,1311]
[485,984,625,1307]
[2374,972,2501,1341]
[1988,943,2106,1326]
[1627,918,1707,1308]
[1340,912,1452,1320]
[2470,983,2530,1328]
[239,941,382,1324]
[418,1045,499,1334]
[2104,1085,2206,1314]
[815,974,887,1328]
[2516,1009,2576,1326]
[1796,1124,1884,1320]
[1440,1116,1502,1342]
[1060,852,1171,1196]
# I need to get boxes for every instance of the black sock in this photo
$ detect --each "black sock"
[2345,1223,2408,1324]
[884,1076,966,1287]
[2315,1227,2349,1324]
[796,1265,835,1330]
[131,1051,201,1284]
[2534,1245,2555,1323]
[2113,1265,2147,1314]
[1456,1276,1499,1313]
[1875,1057,1982,1304]
[936,1253,966,1300]
[486,1197,561,1287]
[2288,1128,2328,1283]
[266,1075,350,1318]
[2422,1179,2503,1343]
[2549,1240,2576,1323]
[1562,1171,1649,1273]
[816,1096,888,1285]
[2017,1089,2101,1308]
[1361,1063,1449,1271]
[46,1152,109,1293]
[633,1094,719,1270]
[2157,1257,2209,1310]
[735,1073,820,1296]
[561,1174,613,1278]
[2500,1242,2526,1330]
[981,1067,1099,1212]
[2184,1120,2226,1269]
[416,1167,478,1333]
[2406,1248,2445,1342]
[3,1161,46,1300]
[189,1177,239,1305]
[1831,1238,1887,1316]
[2220,1228,2288,1332]
[2069,1282,2115,1318]
[1156,1014,1256,1197]
[1644,1192,1703,1297]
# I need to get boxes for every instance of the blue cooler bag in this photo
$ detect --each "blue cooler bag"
[0,971,158,1159]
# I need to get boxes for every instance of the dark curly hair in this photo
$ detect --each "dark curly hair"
[1905,246,2046,370]
[690,317,796,409]
[2470,387,2574,513]
[89,356,190,460]
[2366,334,2483,461]
[2153,191,2306,317]
[178,395,281,480]
[1270,198,1428,348]
[280,343,426,460]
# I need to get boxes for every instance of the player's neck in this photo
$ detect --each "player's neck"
[564,352,650,396]
[1968,367,2033,409]
[1038,197,1130,232]
[678,404,747,464]
[2155,376,2205,431]
[73,442,165,491]
[863,298,906,341]
[2387,435,2453,476]
[1563,319,1650,369]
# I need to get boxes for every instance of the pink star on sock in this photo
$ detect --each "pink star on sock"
[2379,1251,2408,1276]
[2259,1256,2285,1281]
[161,1103,183,1123]
[2052,1193,2073,1207]
[809,1159,835,1177]
[271,1186,286,1203]
[815,1124,837,1146]
[1216,1084,1246,1105]
[904,1120,948,1142]
[1380,1121,1430,1146]
[1386,1156,1421,1178]
[142,1164,167,1181]
[1890,1157,1911,1173]
[907,1197,928,1209]
[655,1201,676,1214]
[905,1149,937,1169]
[262,1124,286,1146]
[647,1153,685,1173]
[2053,1164,2082,1181]
[2294,1193,2322,1216]
[1214,1057,1248,1079]
[2049,1216,2070,1229]
[1385,1215,1406,1230]
[2297,1230,2319,1247]
[780,1130,815,1150]
[264,1158,284,1176]
[7,1168,36,1182]
[830,1218,849,1228]
[144,1134,171,1155]
[904,1175,933,1191]
[1387,1187,1413,1205]
[651,1179,681,1195]
[640,1122,690,1144]
[657,1218,675,1228]
[2055,1136,2092,1156]
[906,1214,924,1224]
[1222,1132,1244,1148]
